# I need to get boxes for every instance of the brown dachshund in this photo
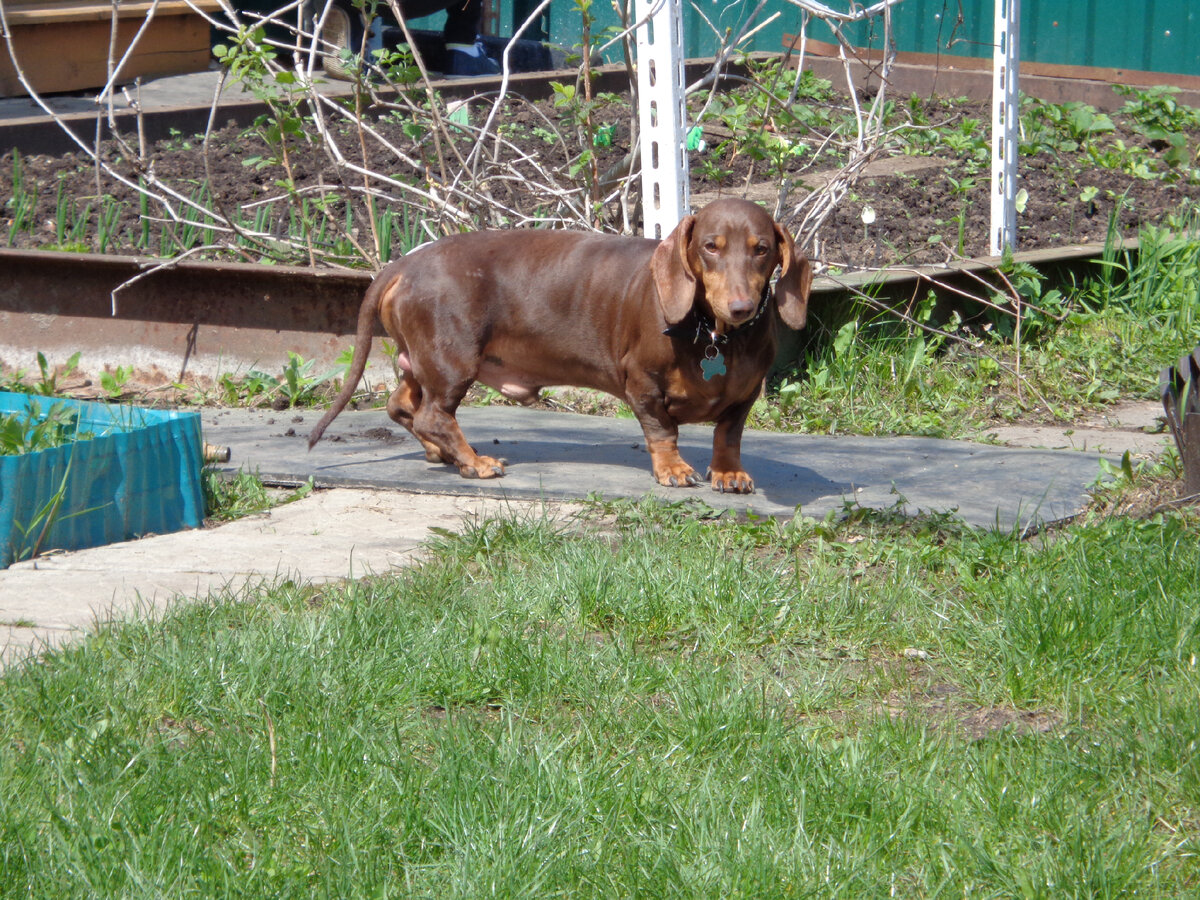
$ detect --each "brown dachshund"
[308,198,812,493]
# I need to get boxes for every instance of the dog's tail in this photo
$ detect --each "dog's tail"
[307,264,401,450]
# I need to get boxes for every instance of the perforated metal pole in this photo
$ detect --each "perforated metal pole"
[990,0,1020,256]
[635,0,689,239]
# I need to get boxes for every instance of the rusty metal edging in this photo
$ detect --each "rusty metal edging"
[771,239,1138,367]
[813,239,1134,305]
[0,238,1137,380]
[0,249,373,379]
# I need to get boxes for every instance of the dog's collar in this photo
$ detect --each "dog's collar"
[662,286,771,381]
[661,284,771,344]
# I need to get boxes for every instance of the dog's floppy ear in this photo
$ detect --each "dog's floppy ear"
[651,214,697,324]
[773,222,813,330]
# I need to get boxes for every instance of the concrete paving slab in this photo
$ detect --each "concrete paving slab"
[986,401,1171,459]
[204,405,1118,530]
[1,402,1153,673]
[1,488,560,670]
[0,69,338,123]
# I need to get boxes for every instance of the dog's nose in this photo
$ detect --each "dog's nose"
[728,297,756,321]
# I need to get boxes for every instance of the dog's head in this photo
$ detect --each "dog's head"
[651,198,812,332]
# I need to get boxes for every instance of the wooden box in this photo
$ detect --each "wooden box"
[0,0,220,98]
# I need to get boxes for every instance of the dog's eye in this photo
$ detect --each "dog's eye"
[703,240,719,254]
[754,243,770,257]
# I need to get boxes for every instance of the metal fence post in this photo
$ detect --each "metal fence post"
[990,0,1020,256]
[635,0,689,239]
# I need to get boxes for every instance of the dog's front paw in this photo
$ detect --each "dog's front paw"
[459,455,506,479]
[653,461,702,488]
[707,467,755,494]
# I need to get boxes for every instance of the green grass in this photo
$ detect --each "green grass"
[1,500,1197,896]
[760,222,1200,438]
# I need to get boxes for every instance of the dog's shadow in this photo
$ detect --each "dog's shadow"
[315,411,853,511]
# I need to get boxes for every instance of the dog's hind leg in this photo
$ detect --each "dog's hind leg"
[409,378,506,479]
[386,372,445,463]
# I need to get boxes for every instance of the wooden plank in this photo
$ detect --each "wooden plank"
[784,35,1200,93]
[0,14,213,97]
[4,0,219,24]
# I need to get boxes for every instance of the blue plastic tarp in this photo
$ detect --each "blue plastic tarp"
[0,393,204,568]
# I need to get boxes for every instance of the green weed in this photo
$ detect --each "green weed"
[0,399,93,455]
[4,150,36,247]
[98,366,133,400]
[1116,84,1200,172]
[1020,97,1115,156]
[212,353,346,409]
[17,351,83,397]
[202,467,313,521]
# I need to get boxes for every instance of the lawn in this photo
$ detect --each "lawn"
[1,498,1197,896]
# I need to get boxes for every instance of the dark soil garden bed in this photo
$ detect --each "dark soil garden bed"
[2,73,1199,272]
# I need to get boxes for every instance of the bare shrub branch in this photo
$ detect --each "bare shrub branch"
[2,0,1038,354]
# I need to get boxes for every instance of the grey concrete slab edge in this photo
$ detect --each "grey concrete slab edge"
[205,405,1117,531]
[0,489,548,671]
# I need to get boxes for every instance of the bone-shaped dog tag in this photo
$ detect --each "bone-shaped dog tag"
[701,349,726,381]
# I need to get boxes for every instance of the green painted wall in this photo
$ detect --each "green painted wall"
[503,0,1198,78]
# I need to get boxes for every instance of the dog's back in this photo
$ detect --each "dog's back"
[384,230,665,397]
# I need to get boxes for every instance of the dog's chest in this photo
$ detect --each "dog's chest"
[662,340,770,422]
